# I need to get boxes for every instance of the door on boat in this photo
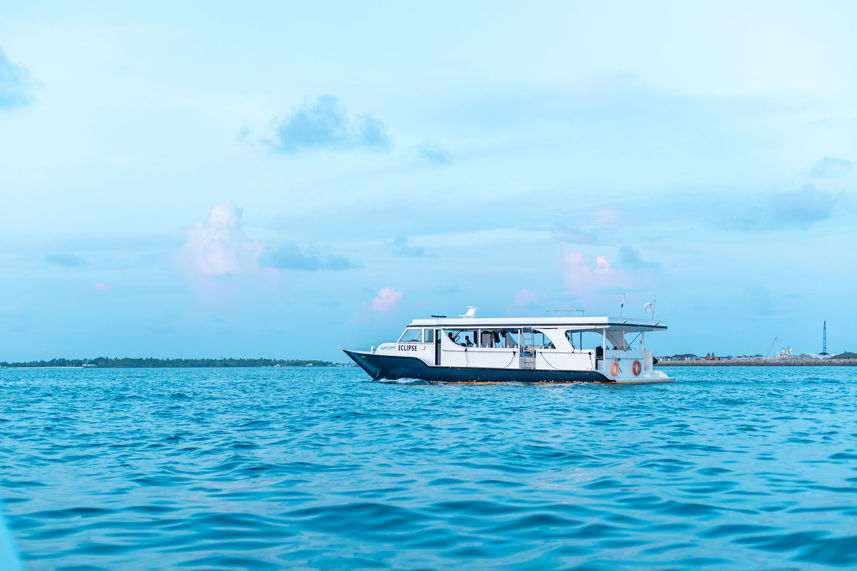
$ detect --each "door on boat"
[434,329,441,366]
[520,329,536,369]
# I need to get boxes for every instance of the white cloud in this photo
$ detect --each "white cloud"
[809,156,853,179]
[416,139,451,164]
[0,47,34,109]
[512,288,542,307]
[179,201,263,277]
[264,95,391,154]
[722,185,838,231]
[562,248,626,295]
[388,237,426,257]
[368,287,403,312]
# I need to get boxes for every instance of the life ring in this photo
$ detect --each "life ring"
[610,360,620,376]
[632,360,642,376]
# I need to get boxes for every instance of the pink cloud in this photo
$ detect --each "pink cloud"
[179,201,264,277]
[368,287,403,311]
[562,248,626,294]
[92,283,112,292]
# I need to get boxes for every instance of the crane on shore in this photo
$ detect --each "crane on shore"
[766,337,778,357]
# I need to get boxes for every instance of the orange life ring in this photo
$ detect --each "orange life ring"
[610,360,620,376]
[632,360,642,376]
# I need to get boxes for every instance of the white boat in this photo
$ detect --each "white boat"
[343,312,673,384]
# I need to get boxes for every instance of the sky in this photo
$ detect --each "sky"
[2,1,856,361]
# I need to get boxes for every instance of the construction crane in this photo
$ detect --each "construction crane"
[766,337,778,357]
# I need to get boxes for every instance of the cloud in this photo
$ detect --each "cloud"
[368,287,403,311]
[554,228,606,245]
[562,248,626,295]
[416,140,451,164]
[618,246,659,269]
[388,237,426,257]
[180,202,358,280]
[261,243,358,271]
[179,201,263,277]
[550,209,622,245]
[809,156,853,179]
[512,288,543,308]
[265,95,391,154]
[726,185,836,230]
[0,48,34,108]
[92,283,112,292]
[590,208,622,227]
[45,253,87,267]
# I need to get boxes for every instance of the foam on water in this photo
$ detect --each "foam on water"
[1,366,856,569]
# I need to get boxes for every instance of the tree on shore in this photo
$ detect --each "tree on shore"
[833,352,857,359]
[0,357,340,368]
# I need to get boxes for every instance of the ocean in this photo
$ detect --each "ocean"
[1,366,856,569]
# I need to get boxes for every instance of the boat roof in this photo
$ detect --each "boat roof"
[407,316,666,332]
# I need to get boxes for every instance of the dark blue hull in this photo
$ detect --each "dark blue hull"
[343,349,612,383]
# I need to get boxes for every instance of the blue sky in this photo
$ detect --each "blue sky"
[2,1,856,360]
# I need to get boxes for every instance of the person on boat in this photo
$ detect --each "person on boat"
[464,335,473,347]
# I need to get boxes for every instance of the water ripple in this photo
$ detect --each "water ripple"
[1,365,856,568]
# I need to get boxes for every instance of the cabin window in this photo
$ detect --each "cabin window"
[478,329,518,349]
[423,329,434,343]
[565,330,606,350]
[399,328,423,343]
[446,329,477,347]
[502,330,519,348]
[445,329,524,349]
[477,329,519,348]
[565,330,579,349]
[479,330,495,347]
[534,331,555,349]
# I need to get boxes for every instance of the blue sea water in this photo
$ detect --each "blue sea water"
[1,366,856,570]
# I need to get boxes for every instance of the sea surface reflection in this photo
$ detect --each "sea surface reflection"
[1,366,856,569]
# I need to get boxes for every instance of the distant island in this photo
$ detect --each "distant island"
[0,357,343,368]
[658,351,857,366]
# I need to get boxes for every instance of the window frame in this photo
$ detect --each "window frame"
[398,328,424,343]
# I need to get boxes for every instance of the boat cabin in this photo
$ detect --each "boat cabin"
[375,316,667,381]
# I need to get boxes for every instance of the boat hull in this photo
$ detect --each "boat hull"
[343,349,621,383]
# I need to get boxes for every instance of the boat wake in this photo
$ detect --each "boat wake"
[373,377,434,386]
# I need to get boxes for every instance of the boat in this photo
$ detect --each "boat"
[343,311,674,384]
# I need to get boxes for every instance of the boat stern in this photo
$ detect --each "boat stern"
[612,369,674,384]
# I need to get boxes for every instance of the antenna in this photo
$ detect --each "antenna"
[766,336,778,358]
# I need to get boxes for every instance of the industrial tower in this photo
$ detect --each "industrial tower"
[820,321,829,355]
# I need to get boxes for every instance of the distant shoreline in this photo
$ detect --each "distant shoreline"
[0,358,345,368]
[658,359,857,367]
